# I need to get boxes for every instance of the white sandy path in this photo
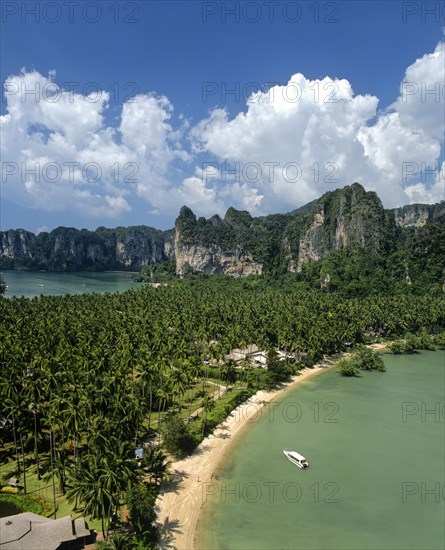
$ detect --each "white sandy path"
[156,364,333,550]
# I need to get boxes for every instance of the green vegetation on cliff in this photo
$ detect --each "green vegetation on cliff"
[1,183,444,292]
[174,184,444,292]
[298,218,445,296]
[0,225,173,271]
[176,205,291,274]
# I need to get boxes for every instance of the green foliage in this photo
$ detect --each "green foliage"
[392,220,445,293]
[140,447,169,484]
[0,276,6,295]
[194,389,255,438]
[0,485,19,494]
[160,414,197,458]
[95,534,132,549]
[390,331,436,354]
[338,346,385,376]
[263,349,294,387]
[0,278,444,539]
[409,332,436,351]
[174,186,444,291]
[353,346,385,371]
[220,361,237,386]
[97,533,156,550]
[389,341,405,354]
[176,203,291,275]
[135,260,176,282]
[125,483,157,536]
[338,359,360,377]
[0,493,45,515]
[65,443,138,536]
[2,185,444,293]
[433,332,445,349]
[298,219,445,297]
[300,249,390,296]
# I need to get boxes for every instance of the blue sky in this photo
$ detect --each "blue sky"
[1,1,444,232]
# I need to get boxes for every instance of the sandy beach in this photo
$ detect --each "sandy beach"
[155,361,336,550]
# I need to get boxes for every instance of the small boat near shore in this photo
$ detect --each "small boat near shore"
[283,449,309,469]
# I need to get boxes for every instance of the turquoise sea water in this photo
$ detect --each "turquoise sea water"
[199,351,445,550]
[1,270,139,298]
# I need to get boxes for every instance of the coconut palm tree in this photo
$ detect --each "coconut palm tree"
[201,396,215,436]
[221,360,237,390]
[28,402,41,479]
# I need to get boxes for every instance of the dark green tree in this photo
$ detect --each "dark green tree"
[160,414,196,458]
[125,482,157,536]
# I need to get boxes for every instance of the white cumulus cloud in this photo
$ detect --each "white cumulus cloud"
[191,41,444,210]
[1,42,444,225]
[0,70,188,219]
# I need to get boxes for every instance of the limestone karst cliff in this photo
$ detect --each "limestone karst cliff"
[1,183,443,279]
[288,183,387,272]
[0,226,174,271]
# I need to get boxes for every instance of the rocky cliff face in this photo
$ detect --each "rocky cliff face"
[390,203,445,228]
[0,226,174,271]
[173,205,265,277]
[290,183,386,271]
[294,207,325,271]
[113,229,173,268]
[0,229,35,260]
[175,233,262,277]
[173,183,389,276]
[1,183,443,276]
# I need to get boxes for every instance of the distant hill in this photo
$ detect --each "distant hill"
[1,183,444,292]
[0,225,174,271]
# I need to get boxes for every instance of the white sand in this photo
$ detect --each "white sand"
[156,363,333,549]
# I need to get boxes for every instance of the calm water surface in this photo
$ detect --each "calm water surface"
[1,271,139,298]
[200,351,445,550]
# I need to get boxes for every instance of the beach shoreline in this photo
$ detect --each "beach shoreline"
[155,359,339,550]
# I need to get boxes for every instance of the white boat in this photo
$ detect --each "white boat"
[283,449,309,469]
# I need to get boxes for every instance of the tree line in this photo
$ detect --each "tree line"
[1,278,444,546]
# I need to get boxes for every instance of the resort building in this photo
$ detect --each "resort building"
[0,512,95,549]
[225,344,268,367]
[225,345,309,368]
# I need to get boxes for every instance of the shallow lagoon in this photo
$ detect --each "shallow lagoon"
[1,270,139,298]
[200,351,445,549]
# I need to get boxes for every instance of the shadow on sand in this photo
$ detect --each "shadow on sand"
[157,517,182,550]
[163,469,189,493]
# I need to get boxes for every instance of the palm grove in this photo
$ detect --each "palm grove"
[1,275,445,546]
